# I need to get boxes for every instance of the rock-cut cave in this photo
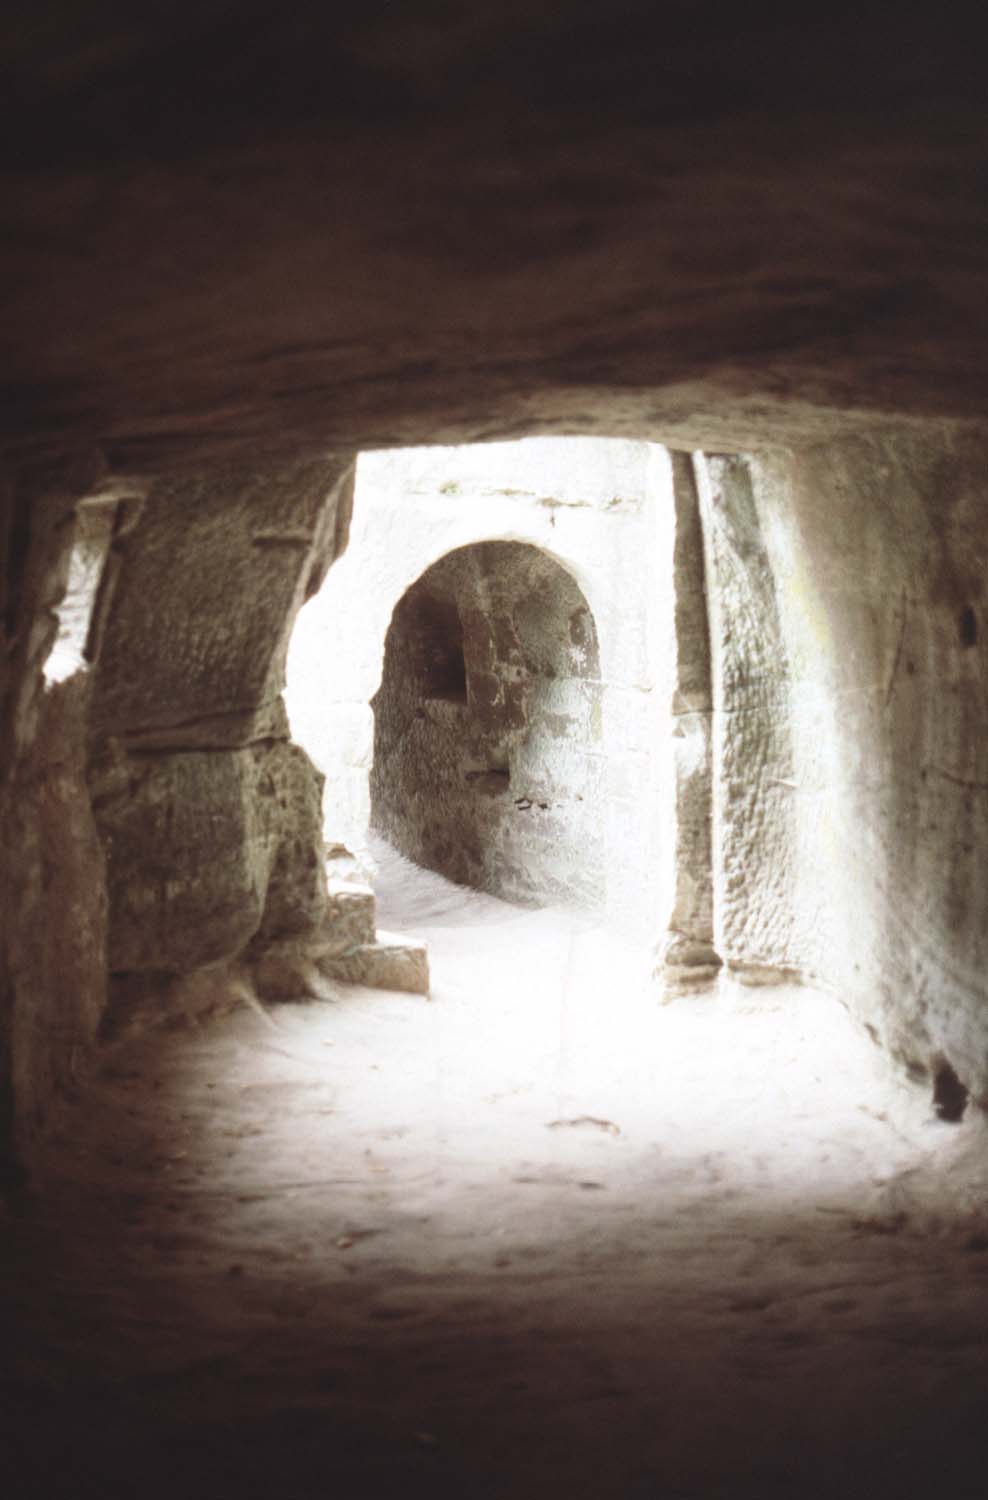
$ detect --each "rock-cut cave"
[5,8,988,1498]
[371,539,605,908]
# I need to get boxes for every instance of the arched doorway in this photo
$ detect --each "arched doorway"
[370,540,604,909]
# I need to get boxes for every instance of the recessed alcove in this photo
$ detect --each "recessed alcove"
[396,585,468,704]
[370,540,604,907]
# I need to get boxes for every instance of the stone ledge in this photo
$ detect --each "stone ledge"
[319,931,430,996]
[325,880,377,952]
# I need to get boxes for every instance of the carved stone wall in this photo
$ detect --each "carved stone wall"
[697,454,801,982]
[87,457,354,1024]
[659,454,720,986]
[749,430,988,1103]
[0,468,106,1161]
[288,439,672,938]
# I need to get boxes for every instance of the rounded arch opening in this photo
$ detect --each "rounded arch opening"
[370,540,604,909]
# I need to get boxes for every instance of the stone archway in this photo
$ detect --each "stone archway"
[370,540,604,909]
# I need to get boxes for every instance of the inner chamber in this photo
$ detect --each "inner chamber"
[370,540,603,909]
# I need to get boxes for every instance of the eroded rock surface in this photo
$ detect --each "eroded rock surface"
[91,738,326,974]
[661,452,720,986]
[698,453,801,982]
[5,10,988,470]
[751,429,988,1103]
[88,456,355,1025]
[0,466,105,1159]
[90,459,352,746]
[371,540,605,908]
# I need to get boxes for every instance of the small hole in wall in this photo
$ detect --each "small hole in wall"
[933,1059,969,1122]
[959,605,978,648]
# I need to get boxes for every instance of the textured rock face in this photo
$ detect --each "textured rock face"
[90,459,352,746]
[661,454,719,985]
[88,456,353,1014]
[746,430,988,1101]
[0,467,106,1159]
[5,9,988,468]
[91,739,325,974]
[10,673,107,1146]
[371,540,604,908]
[697,454,802,981]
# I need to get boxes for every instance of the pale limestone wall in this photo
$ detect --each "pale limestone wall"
[742,430,988,1101]
[661,455,720,984]
[287,438,676,940]
[696,454,801,981]
[88,457,354,998]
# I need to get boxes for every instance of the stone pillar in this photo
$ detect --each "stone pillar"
[658,452,722,988]
[87,454,355,1022]
[696,452,799,984]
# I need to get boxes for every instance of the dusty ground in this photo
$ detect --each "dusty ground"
[4,842,988,1498]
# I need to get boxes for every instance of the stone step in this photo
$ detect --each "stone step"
[251,879,379,1002]
[322,878,377,954]
[319,930,430,996]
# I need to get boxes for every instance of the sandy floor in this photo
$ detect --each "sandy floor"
[4,842,988,1498]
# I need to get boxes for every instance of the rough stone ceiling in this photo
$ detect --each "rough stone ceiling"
[4,3,988,476]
